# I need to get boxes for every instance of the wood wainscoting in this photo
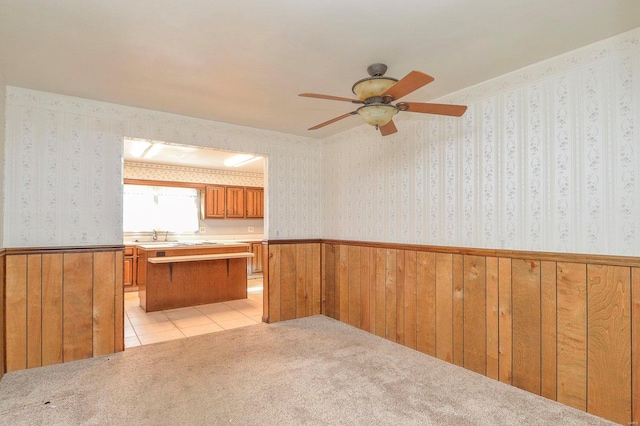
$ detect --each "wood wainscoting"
[321,241,640,425]
[263,241,322,323]
[0,249,5,380]
[4,246,124,372]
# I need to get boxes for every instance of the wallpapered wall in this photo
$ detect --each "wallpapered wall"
[323,28,640,256]
[124,161,264,187]
[0,73,5,247]
[4,91,321,247]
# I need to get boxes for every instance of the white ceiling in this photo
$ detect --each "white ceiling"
[1,0,639,142]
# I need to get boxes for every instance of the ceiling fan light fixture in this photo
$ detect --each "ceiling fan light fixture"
[357,103,398,127]
[352,77,398,101]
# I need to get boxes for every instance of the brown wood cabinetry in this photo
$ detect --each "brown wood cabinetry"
[137,244,251,312]
[246,188,264,218]
[202,185,226,218]
[124,246,139,289]
[124,246,135,287]
[201,185,264,220]
[225,187,246,218]
[250,242,263,274]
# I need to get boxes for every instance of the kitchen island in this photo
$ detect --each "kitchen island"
[137,242,254,312]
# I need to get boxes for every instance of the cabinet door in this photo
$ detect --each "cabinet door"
[251,243,263,273]
[226,187,245,218]
[124,257,133,286]
[246,187,264,218]
[203,186,226,218]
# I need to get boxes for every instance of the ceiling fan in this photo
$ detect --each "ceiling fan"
[299,63,467,136]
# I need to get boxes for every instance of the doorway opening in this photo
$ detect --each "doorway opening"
[121,137,267,348]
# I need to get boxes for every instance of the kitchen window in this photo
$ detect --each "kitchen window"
[123,184,199,232]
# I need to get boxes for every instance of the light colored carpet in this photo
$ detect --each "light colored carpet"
[0,315,611,425]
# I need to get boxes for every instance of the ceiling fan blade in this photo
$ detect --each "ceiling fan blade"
[308,112,357,130]
[402,102,467,117]
[382,71,434,101]
[299,93,363,104]
[379,120,397,136]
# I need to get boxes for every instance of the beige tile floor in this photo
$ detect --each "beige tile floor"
[124,278,264,348]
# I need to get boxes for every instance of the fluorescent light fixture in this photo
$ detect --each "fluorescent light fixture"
[224,154,261,167]
[126,138,152,158]
[143,144,163,159]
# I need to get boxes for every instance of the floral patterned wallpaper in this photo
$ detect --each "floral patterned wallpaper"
[0,73,5,247]
[4,90,321,247]
[322,27,640,256]
[4,27,639,255]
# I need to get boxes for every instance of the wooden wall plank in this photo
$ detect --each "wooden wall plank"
[368,247,378,333]
[312,243,322,316]
[435,253,453,363]
[268,245,281,322]
[396,250,405,345]
[463,255,486,375]
[511,259,541,395]
[63,252,94,362]
[262,242,270,322]
[337,245,348,323]
[587,265,631,424]
[323,244,335,319]
[348,245,361,328]
[6,255,27,372]
[279,244,297,320]
[452,254,464,367]
[42,254,64,365]
[295,244,307,318]
[27,254,42,369]
[385,249,397,342]
[404,251,417,350]
[556,262,587,411]
[93,252,115,357]
[114,250,124,353]
[0,252,4,379]
[375,248,386,338]
[304,244,313,316]
[485,257,499,380]
[540,261,557,400]
[633,267,640,424]
[498,258,513,385]
[360,247,372,333]
[416,251,436,356]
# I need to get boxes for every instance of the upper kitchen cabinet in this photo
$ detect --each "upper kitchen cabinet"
[226,187,246,218]
[246,187,264,218]
[201,185,263,219]
[202,185,226,218]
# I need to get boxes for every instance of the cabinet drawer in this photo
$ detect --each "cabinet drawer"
[124,247,134,256]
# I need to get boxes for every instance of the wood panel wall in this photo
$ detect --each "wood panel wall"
[264,242,321,323]
[322,241,640,425]
[0,250,5,380]
[4,247,124,372]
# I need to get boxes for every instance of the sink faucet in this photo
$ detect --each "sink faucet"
[152,229,158,241]
[164,231,169,241]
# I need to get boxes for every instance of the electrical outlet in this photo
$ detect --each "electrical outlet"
[199,226,206,232]
[248,227,254,233]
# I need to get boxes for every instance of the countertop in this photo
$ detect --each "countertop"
[136,242,250,250]
[125,235,264,247]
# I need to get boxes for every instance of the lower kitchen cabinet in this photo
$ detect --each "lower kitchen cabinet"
[250,242,263,274]
[124,245,138,288]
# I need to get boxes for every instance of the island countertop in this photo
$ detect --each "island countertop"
[135,242,250,250]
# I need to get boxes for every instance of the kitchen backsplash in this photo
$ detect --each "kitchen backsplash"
[124,161,264,187]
